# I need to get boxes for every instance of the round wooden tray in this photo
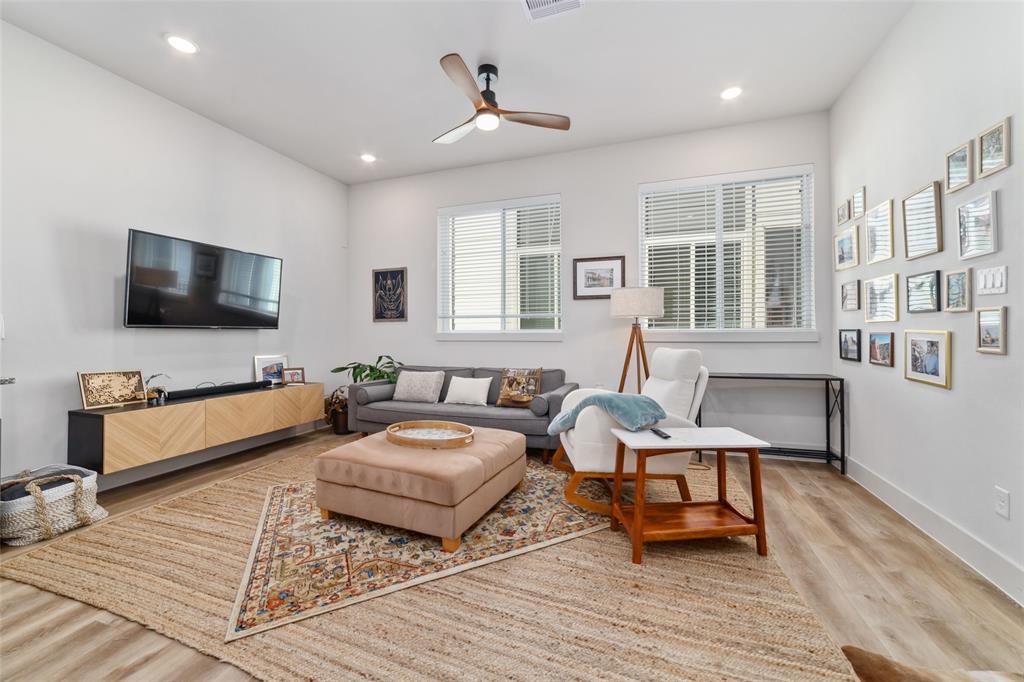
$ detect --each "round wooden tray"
[385,420,475,449]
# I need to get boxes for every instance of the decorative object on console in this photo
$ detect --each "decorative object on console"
[976,266,1007,295]
[976,306,1006,355]
[864,274,899,323]
[254,354,288,385]
[841,280,860,311]
[977,117,1010,179]
[77,370,146,410]
[957,191,997,260]
[868,332,894,367]
[610,287,665,392]
[385,420,475,449]
[392,369,445,403]
[443,375,492,406]
[573,256,625,299]
[906,271,941,313]
[281,367,305,384]
[904,330,951,389]
[865,200,894,264]
[833,224,859,271]
[902,182,942,260]
[144,372,172,405]
[838,329,861,362]
[945,140,973,193]
[852,186,866,218]
[331,355,400,383]
[496,367,543,407]
[944,268,972,312]
[372,267,407,322]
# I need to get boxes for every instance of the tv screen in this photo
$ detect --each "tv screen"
[124,229,282,328]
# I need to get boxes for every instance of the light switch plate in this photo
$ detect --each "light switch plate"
[977,266,1007,295]
[995,486,1010,520]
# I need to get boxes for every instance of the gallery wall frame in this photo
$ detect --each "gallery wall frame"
[904,329,951,389]
[906,270,941,314]
[957,191,998,260]
[945,141,973,194]
[977,117,1010,179]
[944,268,972,312]
[976,306,1007,355]
[836,198,851,226]
[902,182,943,260]
[841,280,861,312]
[852,186,866,218]
[868,332,895,367]
[865,200,894,264]
[839,329,862,362]
[864,273,899,323]
[834,224,859,271]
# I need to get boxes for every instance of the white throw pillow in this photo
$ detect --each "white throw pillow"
[444,376,491,406]
[392,370,444,403]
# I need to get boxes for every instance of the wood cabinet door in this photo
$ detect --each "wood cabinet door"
[206,391,275,447]
[104,401,206,473]
[273,384,324,431]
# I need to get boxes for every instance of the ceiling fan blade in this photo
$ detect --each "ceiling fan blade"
[440,53,484,109]
[433,116,477,144]
[498,110,571,130]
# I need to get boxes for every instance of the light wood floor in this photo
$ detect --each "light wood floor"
[1,431,1021,680]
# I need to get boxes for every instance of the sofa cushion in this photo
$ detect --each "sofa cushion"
[444,376,491,406]
[357,400,551,435]
[475,367,566,404]
[398,365,473,401]
[392,370,444,403]
[496,367,543,408]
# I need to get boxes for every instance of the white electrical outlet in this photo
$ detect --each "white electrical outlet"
[994,486,1010,520]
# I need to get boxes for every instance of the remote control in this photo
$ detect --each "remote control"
[650,427,671,439]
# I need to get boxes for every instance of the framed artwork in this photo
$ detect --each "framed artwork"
[841,280,860,312]
[865,200,893,264]
[372,267,407,322]
[976,266,1007,296]
[869,332,894,367]
[864,273,899,323]
[282,367,306,384]
[977,118,1010,179]
[77,370,146,410]
[904,330,951,389]
[839,329,861,362]
[945,141,973,194]
[902,182,942,260]
[906,270,940,313]
[254,354,288,385]
[836,199,851,226]
[944,268,972,312]
[573,256,625,300]
[957,191,997,260]
[852,186,866,218]
[976,306,1006,355]
[834,225,859,271]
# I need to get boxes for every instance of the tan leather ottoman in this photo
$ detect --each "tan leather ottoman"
[315,427,526,552]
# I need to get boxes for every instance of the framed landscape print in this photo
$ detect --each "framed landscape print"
[573,256,625,300]
[945,141,973,193]
[906,270,940,313]
[839,329,861,362]
[904,330,951,389]
[852,186,866,218]
[77,370,146,410]
[977,118,1010,179]
[254,354,288,384]
[957,191,997,260]
[372,267,407,322]
[836,198,851,226]
[834,225,859,271]
[864,273,899,323]
[976,306,1006,354]
[902,182,942,260]
[841,280,860,312]
[944,268,972,312]
[865,200,893,264]
[869,332,894,367]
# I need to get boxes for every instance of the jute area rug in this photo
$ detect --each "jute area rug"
[0,435,853,681]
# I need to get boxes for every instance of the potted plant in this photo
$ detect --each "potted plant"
[327,356,401,434]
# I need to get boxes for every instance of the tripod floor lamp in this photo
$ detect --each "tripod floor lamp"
[610,287,665,393]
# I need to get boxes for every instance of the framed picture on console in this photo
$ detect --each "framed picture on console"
[282,367,306,384]
[77,370,146,410]
[573,256,625,299]
[254,354,288,385]
[868,332,894,367]
[904,330,951,389]
[839,329,861,362]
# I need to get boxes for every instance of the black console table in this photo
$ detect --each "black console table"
[694,373,846,475]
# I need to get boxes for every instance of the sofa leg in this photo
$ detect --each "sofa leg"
[319,507,332,520]
[441,536,461,552]
[564,472,611,516]
[542,449,552,465]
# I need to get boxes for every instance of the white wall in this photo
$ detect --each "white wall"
[829,2,1023,602]
[347,113,834,451]
[0,23,350,476]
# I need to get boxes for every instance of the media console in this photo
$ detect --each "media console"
[68,382,325,474]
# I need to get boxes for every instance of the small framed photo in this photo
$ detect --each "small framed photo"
[841,280,860,312]
[852,186,866,218]
[373,267,408,322]
[945,141,973,194]
[864,273,899,323]
[944,268,972,312]
[834,225,859,271]
[836,198,851,226]
[573,256,625,300]
[282,367,306,384]
[977,118,1010,179]
[976,306,1006,355]
[906,270,940,313]
[957,191,998,260]
[254,354,288,385]
[902,182,942,260]
[839,329,861,362]
[77,370,146,410]
[868,332,894,367]
[904,330,951,389]
[865,200,894,264]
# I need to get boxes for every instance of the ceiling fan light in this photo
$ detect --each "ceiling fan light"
[475,111,500,131]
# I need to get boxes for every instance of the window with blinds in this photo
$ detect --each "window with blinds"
[639,166,815,331]
[438,195,561,333]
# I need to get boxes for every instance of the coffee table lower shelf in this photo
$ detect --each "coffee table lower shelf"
[612,500,758,543]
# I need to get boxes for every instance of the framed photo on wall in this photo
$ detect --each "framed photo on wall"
[906,270,940,313]
[902,182,942,260]
[957,191,998,260]
[852,186,866,218]
[868,332,894,367]
[839,329,861,362]
[836,199,851,226]
[864,273,899,323]
[944,268,972,312]
[977,117,1010,179]
[904,330,951,389]
[572,256,625,299]
[945,141,973,194]
[841,280,860,312]
[865,199,894,264]
[976,306,1006,355]
[834,225,859,271]
[372,267,408,322]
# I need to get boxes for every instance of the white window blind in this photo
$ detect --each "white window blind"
[438,195,561,333]
[639,166,815,331]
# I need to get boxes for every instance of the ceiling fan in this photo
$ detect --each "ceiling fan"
[433,53,571,144]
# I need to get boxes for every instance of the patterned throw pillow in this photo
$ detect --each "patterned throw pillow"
[392,370,444,403]
[496,368,543,408]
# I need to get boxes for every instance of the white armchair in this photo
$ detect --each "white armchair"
[552,348,709,515]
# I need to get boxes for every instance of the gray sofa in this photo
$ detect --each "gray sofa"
[348,365,578,452]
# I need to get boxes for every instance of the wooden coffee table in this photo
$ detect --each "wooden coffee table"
[609,427,770,564]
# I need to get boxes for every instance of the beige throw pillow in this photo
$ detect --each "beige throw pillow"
[444,376,491,406]
[392,370,444,403]
[496,368,543,408]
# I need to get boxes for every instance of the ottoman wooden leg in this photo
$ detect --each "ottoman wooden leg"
[320,507,332,520]
[441,536,461,552]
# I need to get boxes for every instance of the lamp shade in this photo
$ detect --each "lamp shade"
[610,287,664,318]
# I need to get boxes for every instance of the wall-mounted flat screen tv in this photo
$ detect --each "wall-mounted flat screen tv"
[124,229,282,328]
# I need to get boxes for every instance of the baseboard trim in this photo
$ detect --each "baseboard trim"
[847,456,1023,606]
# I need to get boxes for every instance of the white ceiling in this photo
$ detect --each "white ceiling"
[2,1,909,184]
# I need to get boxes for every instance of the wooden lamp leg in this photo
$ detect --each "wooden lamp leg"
[618,321,652,394]
[618,325,636,392]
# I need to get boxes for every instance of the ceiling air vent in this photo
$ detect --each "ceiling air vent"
[522,0,583,21]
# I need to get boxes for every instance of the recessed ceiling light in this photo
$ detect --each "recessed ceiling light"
[720,86,743,101]
[165,35,199,54]
[360,153,377,163]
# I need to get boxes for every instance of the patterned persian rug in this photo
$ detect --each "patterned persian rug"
[227,459,607,640]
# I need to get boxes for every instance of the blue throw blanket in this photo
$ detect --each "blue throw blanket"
[547,393,666,435]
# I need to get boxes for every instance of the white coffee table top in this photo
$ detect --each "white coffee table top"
[610,427,770,450]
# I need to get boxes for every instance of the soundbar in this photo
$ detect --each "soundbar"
[165,380,272,401]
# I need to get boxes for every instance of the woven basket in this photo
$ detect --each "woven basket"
[1,465,108,546]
